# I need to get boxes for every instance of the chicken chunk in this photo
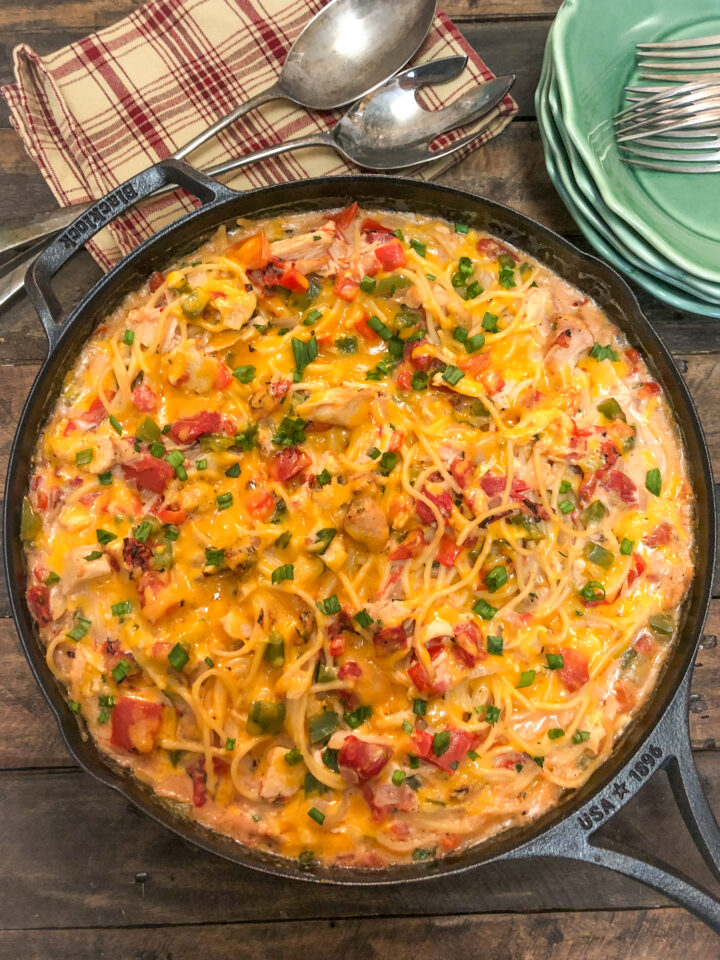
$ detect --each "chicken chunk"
[343,494,389,552]
[258,746,303,801]
[63,545,112,590]
[295,385,373,428]
[545,317,594,373]
[270,222,335,266]
[218,289,257,330]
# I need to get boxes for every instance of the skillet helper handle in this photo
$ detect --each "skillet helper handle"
[25,159,234,350]
[507,655,720,933]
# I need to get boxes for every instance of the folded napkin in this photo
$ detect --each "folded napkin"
[1,0,516,272]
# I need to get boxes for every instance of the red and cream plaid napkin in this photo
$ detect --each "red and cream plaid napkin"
[1,0,516,272]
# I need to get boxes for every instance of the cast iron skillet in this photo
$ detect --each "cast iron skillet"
[5,159,719,928]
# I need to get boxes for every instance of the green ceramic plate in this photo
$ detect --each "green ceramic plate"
[535,44,720,317]
[546,63,720,303]
[552,0,720,284]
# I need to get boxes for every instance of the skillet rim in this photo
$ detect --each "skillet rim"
[4,173,715,884]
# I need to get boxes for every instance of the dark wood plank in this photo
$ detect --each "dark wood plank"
[1,752,719,928]
[447,0,561,17]
[0,908,716,960]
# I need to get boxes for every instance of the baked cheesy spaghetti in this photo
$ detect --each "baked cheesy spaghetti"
[22,204,694,867]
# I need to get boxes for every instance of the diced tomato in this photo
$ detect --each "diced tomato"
[638,381,661,401]
[226,232,271,270]
[460,352,490,378]
[440,833,460,851]
[329,635,346,657]
[122,456,175,495]
[395,363,412,391]
[338,735,391,783]
[214,359,233,391]
[614,679,638,713]
[415,484,453,524]
[643,521,673,547]
[334,270,360,302]
[154,505,187,525]
[67,396,107,433]
[339,660,362,680]
[388,821,411,841]
[552,329,572,348]
[375,239,406,270]
[360,217,393,236]
[633,630,656,655]
[152,640,173,659]
[168,411,229,444]
[413,728,475,774]
[476,238,518,261]
[26,584,51,626]
[436,533,461,568]
[132,384,159,413]
[110,698,163,753]
[189,763,208,807]
[496,751,528,769]
[123,536,152,571]
[271,379,291,400]
[407,658,449,695]
[148,271,165,293]
[425,637,445,661]
[453,620,485,667]
[362,781,417,821]
[404,336,438,372]
[450,457,473,489]
[79,491,99,507]
[601,470,637,504]
[388,430,405,453]
[245,490,276,520]
[274,265,309,292]
[269,446,311,483]
[558,648,590,692]
[333,201,358,234]
[389,528,427,561]
[481,370,505,395]
[354,311,378,340]
[373,625,408,653]
[480,475,529,499]
[626,554,647,589]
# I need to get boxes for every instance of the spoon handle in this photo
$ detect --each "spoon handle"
[204,131,336,177]
[172,82,286,160]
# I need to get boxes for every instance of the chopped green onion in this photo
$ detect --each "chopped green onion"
[271,563,294,584]
[482,312,500,333]
[112,658,131,682]
[368,315,393,340]
[343,704,372,729]
[205,656,214,667]
[409,238,427,257]
[368,447,381,460]
[433,731,451,756]
[516,670,535,689]
[620,538,634,556]
[76,448,94,466]
[646,468,662,497]
[44,571,61,586]
[168,643,189,671]
[354,609,374,629]
[411,371,428,391]
[272,416,307,447]
[589,342,619,363]
[308,807,325,825]
[292,335,319,374]
[454,223,469,234]
[487,635,503,655]
[232,365,256,384]
[485,705,501,724]
[98,471,113,485]
[464,333,485,353]
[392,770,406,787]
[109,415,122,436]
[66,616,91,643]
[572,730,591,744]
[123,329,135,345]
[216,492,233,511]
[546,652,564,670]
[484,565,508,593]
[225,462,241,478]
[379,451,398,474]
[453,327,468,343]
[96,529,116,545]
[84,551,103,561]
[559,480,572,494]
[412,698,427,716]
[579,581,606,602]
[402,720,414,735]
[559,500,574,514]
[304,308,322,325]
[205,547,226,567]
[360,275,377,293]
[274,530,292,549]
[473,598,497,620]
[313,527,336,555]
[317,594,341,616]
[442,365,464,386]
[335,335,358,354]
[284,748,303,766]
[547,728,565,740]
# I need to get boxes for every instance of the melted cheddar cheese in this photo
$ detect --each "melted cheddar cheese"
[23,204,694,867]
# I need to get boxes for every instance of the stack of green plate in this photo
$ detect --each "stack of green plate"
[536,0,720,318]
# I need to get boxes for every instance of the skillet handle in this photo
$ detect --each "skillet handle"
[25,159,235,350]
[505,650,720,933]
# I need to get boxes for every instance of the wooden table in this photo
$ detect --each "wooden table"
[1,1,719,956]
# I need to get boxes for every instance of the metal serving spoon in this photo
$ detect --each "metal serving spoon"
[0,0,437,255]
[0,58,513,309]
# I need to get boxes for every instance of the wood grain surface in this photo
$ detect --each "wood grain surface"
[0,1,718,956]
